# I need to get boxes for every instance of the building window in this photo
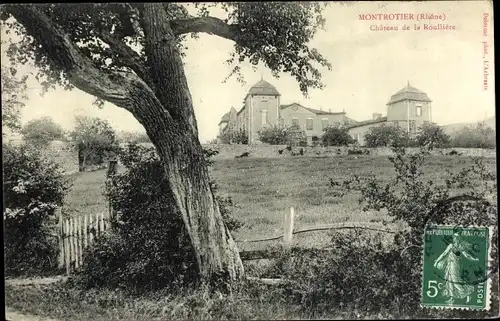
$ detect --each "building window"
[416,105,422,117]
[306,118,313,130]
[292,118,299,127]
[409,120,416,133]
[261,110,268,125]
[321,118,329,130]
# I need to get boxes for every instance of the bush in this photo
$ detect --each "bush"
[77,143,243,293]
[364,124,412,147]
[415,122,450,148]
[320,146,498,317]
[322,125,355,146]
[262,146,498,317]
[258,125,289,145]
[3,143,71,276]
[70,116,120,171]
[450,122,496,149]
[219,129,248,144]
[21,116,66,146]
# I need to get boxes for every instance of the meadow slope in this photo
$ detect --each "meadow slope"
[63,155,496,249]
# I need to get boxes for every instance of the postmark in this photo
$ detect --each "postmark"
[421,225,493,310]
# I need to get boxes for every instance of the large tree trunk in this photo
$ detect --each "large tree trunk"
[126,88,245,284]
[145,113,244,285]
[7,4,245,285]
[136,4,245,284]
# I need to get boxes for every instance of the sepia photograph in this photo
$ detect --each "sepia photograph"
[2,1,498,320]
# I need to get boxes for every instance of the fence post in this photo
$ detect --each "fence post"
[100,211,105,233]
[283,207,295,246]
[70,218,75,271]
[77,216,82,268]
[84,214,88,248]
[107,160,117,222]
[57,208,64,268]
[65,218,70,275]
[89,213,94,245]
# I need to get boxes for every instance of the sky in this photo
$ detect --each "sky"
[1,1,495,143]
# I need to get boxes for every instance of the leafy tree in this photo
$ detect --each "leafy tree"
[70,115,119,171]
[322,124,354,146]
[364,124,412,148]
[1,65,28,133]
[450,122,495,149]
[232,129,248,144]
[258,125,289,145]
[1,3,331,284]
[117,130,151,144]
[219,128,248,144]
[414,122,450,149]
[21,116,66,146]
[3,142,71,276]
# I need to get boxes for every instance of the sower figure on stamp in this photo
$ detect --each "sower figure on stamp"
[433,232,479,304]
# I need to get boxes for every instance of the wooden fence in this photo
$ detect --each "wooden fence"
[57,204,396,274]
[235,206,396,246]
[57,209,110,275]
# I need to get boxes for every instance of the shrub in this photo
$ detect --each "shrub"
[219,129,248,144]
[415,122,450,148]
[77,143,243,293]
[320,145,498,317]
[322,125,355,146]
[264,146,498,317]
[287,124,308,147]
[3,143,71,276]
[21,116,66,146]
[258,125,289,145]
[364,124,413,147]
[449,122,496,149]
[70,116,120,171]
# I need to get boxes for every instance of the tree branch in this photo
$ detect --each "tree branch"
[170,16,241,42]
[96,30,155,89]
[4,4,151,112]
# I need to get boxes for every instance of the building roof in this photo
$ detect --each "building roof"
[218,112,230,125]
[387,82,432,105]
[280,103,345,115]
[344,116,358,125]
[247,79,281,96]
[347,116,388,129]
[237,105,246,115]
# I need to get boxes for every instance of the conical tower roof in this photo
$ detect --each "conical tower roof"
[247,79,281,96]
[387,81,432,105]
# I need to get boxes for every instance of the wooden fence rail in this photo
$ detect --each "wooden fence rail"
[58,209,110,275]
[235,207,396,245]
[57,206,396,274]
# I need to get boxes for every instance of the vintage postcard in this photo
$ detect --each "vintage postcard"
[2,1,497,320]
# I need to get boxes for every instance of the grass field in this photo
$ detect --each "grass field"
[63,155,496,249]
[8,154,497,320]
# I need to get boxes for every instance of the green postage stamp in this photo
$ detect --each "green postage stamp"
[421,225,493,310]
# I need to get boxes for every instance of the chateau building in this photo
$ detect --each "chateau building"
[218,79,354,145]
[218,79,432,146]
[347,81,432,145]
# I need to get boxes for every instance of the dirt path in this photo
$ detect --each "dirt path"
[5,307,60,321]
[5,276,68,287]
[6,276,67,321]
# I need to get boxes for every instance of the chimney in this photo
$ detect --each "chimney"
[372,113,382,120]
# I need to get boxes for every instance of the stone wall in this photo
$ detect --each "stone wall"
[202,144,497,160]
